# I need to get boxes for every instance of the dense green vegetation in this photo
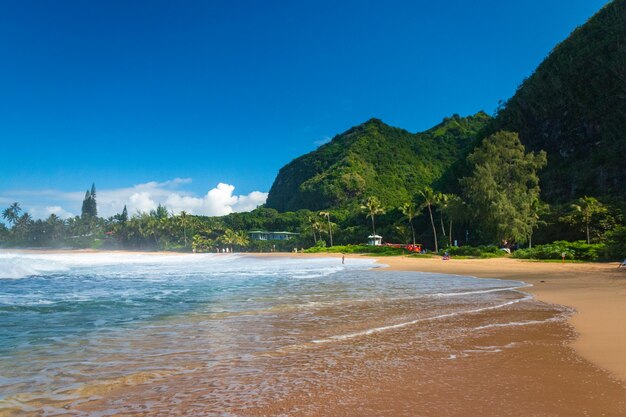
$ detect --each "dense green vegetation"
[445,245,505,259]
[460,131,547,244]
[490,0,626,202]
[266,113,491,212]
[512,241,606,261]
[2,2,625,260]
[304,244,409,256]
[2,149,623,258]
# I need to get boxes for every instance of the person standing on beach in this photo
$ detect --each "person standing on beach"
[342,255,345,264]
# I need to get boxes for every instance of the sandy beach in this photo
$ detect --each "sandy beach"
[3,250,626,416]
[269,253,626,383]
[377,255,626,383]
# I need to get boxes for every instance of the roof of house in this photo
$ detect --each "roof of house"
[247,230,299,235]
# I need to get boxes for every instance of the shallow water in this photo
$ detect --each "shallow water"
[0,252,574,415]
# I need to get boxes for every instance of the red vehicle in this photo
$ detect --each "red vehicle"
[382,243,422,253]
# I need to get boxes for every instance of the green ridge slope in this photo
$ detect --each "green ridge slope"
[266,112,490,212]
[492,0,626,202]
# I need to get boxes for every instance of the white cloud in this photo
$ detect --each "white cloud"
[45,206,75,219]
[233,190,268,212]
[163,183,268,217]
[127,192,158,214]
[0,178,268,220]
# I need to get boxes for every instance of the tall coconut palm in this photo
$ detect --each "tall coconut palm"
[14,212,32,242]
[361,196,385,236]
[319,211,333,247]
[308,216,323,243]
[45,213,65,241]
[436,193,448,237]
[419,187,439,253]
[444,194,465,247]
[2,202,22,226]
[400,202,417,245]
[179,211,188,248]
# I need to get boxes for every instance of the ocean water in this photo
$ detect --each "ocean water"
[0,252,564,415]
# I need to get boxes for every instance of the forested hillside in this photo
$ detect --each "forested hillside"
[490,0,626,202]
[266,112,490,211]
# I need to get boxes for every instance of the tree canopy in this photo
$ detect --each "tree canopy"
[460,131,547,244]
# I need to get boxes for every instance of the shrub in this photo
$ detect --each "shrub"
[604,226,626,259]
[304,244,406,256]
[444,245,505,258]
[512,240,606,261]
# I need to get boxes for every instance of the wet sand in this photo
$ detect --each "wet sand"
[4,251,626,416]
[256,253,626,383]
[368,255,626,383]
[75,308,626,417]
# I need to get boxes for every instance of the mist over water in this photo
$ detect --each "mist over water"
[0,252,558,415]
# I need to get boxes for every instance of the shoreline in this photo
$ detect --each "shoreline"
[3,249,626,415]
[254,252,626,383]
[0,249,626,383]
[3,248,625,382]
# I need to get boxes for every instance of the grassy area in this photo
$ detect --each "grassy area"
[304,244,408,256]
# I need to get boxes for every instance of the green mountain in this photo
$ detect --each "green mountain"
[266,112,491,212]
[267,1,626,212]
[491,0,626,202]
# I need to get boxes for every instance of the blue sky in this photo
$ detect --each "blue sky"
[0,0,610,218]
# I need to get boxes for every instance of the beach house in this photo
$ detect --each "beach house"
[247,230,299,241]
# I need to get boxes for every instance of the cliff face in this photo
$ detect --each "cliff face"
[265,113,490,212]
[491,0,626,202]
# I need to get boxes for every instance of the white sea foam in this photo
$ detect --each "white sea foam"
[0,252,375,280]
[0,254,70,279]
[429,284,531,297]
[312,294,534,344]
[474,316,563,330]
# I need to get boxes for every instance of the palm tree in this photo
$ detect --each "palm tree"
[419,187,439,253]
[45,213,65,241]
[400,202,417,245]
[361,196,385,236]
[14,212,32,242]
[235,230,250,249]
[2,202,22,226]
[308,216,323,243]
[436,193,448,237]
[568,196,606,244]
[179,211,188,248]
[221,228,239,252]
[319,211,333,247]
[445,194,465,247]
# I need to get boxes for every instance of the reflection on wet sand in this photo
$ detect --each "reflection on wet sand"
[68,292,625,415]
[2,255,625,417]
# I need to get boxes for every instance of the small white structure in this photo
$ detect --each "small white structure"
[368,234,382,246]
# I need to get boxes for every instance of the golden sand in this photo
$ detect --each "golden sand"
[6,250,626,416]
[367,255,626,383]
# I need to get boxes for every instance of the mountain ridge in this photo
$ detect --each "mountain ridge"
[266,112,491,212]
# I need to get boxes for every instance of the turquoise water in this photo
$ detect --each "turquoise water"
[0,252,542,414]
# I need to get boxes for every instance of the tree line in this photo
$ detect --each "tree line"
[1,132,624,257]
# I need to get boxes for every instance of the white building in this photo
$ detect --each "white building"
[368,234,382,246]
